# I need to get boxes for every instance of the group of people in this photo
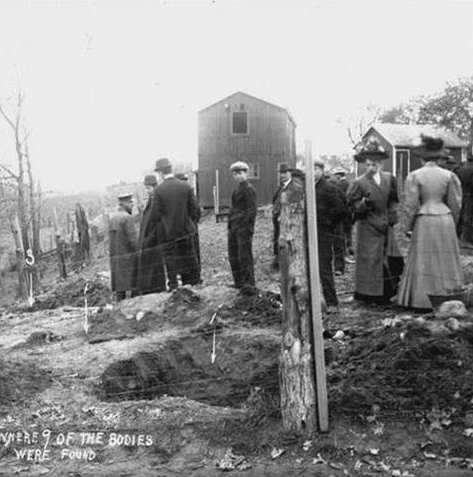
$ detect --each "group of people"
[348,135,464,310]
[269,134,466,311]
[110,133,466,312]
[109,158,201,301]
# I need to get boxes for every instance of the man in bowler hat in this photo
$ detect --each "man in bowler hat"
[109,193,139,301]
[152,157,200,289]
[228,161,257,290]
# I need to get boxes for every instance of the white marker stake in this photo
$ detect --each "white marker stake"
[211,328,216,364]
[25,249,35,307]
[83,282,90,334]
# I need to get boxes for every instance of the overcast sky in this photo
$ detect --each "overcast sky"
[0,0,472,193]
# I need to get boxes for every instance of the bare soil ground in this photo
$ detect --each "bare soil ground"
[0,209,473,476]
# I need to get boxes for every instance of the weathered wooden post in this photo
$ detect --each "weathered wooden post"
[75,202,90,267]
[278,164,317,435]
[278,141,329,435]
[53,208,67,279]
[213,169,220,222]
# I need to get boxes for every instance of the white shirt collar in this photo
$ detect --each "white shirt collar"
[373,171,381,185]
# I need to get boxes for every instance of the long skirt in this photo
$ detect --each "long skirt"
[354,222,403,303]
[397,214,464,309]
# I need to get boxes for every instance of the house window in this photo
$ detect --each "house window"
[247,163,260,180]
[232,111,248,134]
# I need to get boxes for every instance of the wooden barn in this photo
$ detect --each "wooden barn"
[198,92,297,208]
[357,123,468,191]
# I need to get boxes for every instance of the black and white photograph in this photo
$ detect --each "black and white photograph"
[0,0,473,476]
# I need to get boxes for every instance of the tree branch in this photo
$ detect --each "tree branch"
[0,162,19,180]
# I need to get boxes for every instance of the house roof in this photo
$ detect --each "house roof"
[367,123,467,148]
[199,91,297,127]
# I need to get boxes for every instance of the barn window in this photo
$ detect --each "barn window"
[232,111,248,134]
[247,163,260,180]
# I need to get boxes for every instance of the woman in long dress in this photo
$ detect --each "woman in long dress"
[397,135,463,309]
[347,139,404,305]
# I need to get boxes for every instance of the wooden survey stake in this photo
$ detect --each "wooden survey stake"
[304,140,329,432]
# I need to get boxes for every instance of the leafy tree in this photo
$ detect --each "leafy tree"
[380,76,473,149]
[417,76,473,142]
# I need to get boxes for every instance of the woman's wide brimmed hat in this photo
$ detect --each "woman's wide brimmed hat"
[354,137,389,163]
[413,134,450,160]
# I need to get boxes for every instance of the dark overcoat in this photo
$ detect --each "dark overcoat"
[136,196,166,294]
[457,164,473,243]
[228,180,257,288]
[315,177,345,232]
[109,209,138,293]
[347,172,402,297]
[151,176,200,286]
[151,177,199,241]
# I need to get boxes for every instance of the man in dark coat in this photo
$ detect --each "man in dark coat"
[330,167,353,275]
[457,155,473,244]
[135,174,166,295]
[228,161,257,290]
[271,163,294,270]
[152,158,200,289]
[314,160,345,309]
[109,193,139,301]
[175,172,202,283]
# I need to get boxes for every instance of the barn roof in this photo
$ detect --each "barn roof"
[367,123,467,148]
[199,91,297,127]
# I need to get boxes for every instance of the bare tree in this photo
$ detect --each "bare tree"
[0,88,41,298]
[338,104,382,146]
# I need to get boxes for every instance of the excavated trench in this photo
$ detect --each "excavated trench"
[99,331,281,409]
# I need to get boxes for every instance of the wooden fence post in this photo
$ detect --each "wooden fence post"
[53,208,67,279]
[305,141,329,432]
[278,173,317,435]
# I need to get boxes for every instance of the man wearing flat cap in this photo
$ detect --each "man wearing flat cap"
[271,163,294,270]
[151,157,200,289]
[109,193,139,301]
[228,161,257,290]
[135,174,166,295]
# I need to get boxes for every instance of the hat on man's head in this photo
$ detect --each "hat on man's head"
[313,158,325,169]
[175,172,188,181]
[413,135,449,160]
[144,174,157,187]
[291,168,306,182]
[118,193,133,202]
[354,137,389,163]
[332,166,347,175]
[229,161,249,172]
[155,157,172,172]
[278,163,294,173]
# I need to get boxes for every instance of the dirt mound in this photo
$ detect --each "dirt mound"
[23,330,62,347]
[0,358,52,408]
[33,274,111,310]
[219,290,282,326]
[86,307,161,343]
[328,320,473,416]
